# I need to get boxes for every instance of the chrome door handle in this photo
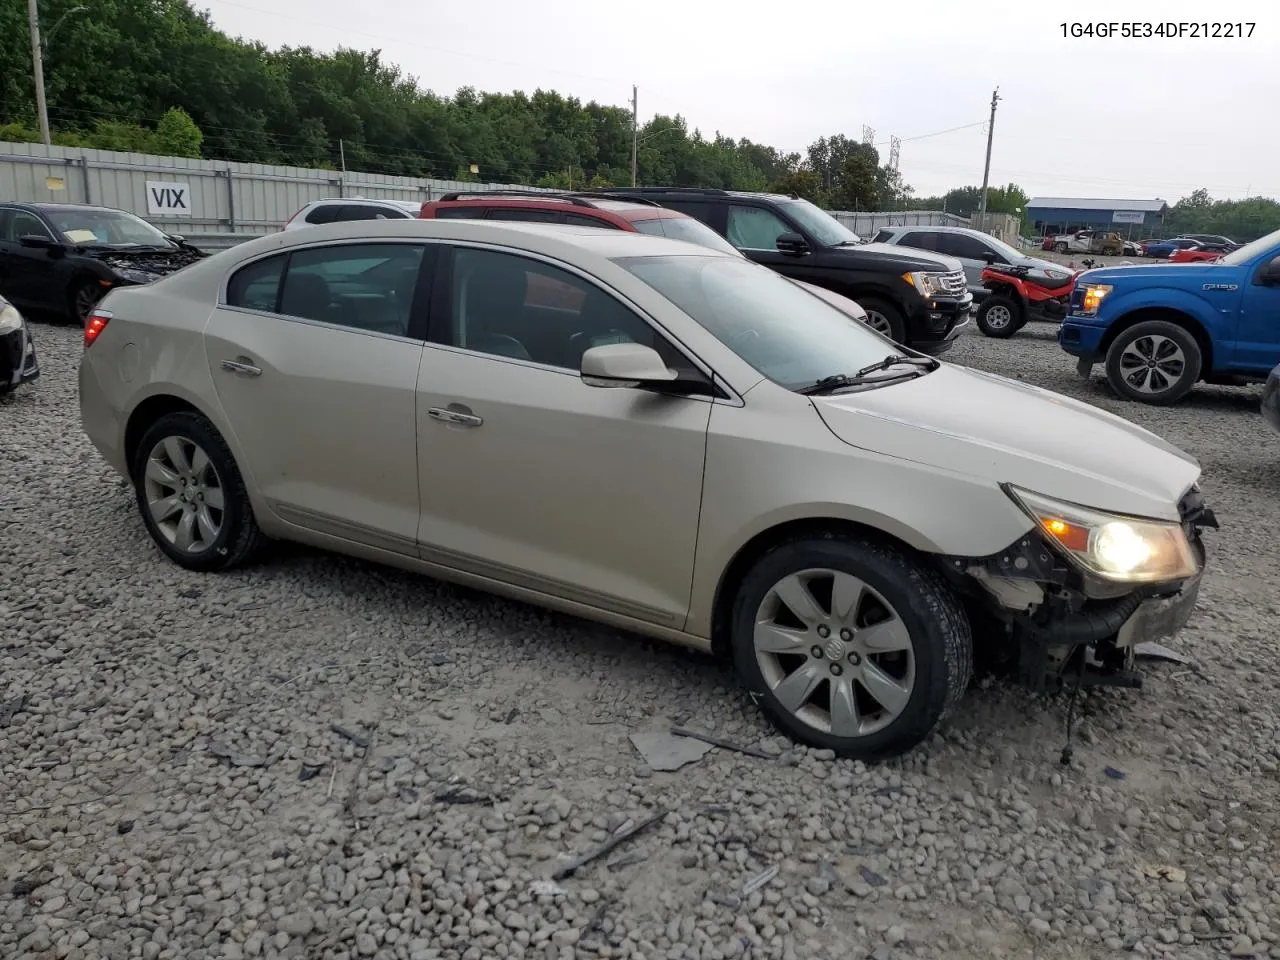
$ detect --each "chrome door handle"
[427,407,483,427]
[221,359,262,377]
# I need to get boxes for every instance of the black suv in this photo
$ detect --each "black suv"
[597,187,971,353]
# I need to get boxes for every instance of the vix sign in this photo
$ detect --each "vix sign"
[145,180,192,217]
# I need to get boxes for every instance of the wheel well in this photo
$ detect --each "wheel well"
[1097,307,1213,371]
[124,395,201,479]
[708,518,922,659]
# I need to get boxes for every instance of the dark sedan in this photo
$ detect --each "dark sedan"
[0,294,39,394]
[0,202,206,325]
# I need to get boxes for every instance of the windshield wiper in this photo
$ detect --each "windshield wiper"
[855,354,938,377]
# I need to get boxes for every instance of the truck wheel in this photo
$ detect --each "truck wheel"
[975,296,1022,338]
[856,298,907,345]
[730,534,973,761]
[1104,321,1202,405]
[1054,242,1068,254]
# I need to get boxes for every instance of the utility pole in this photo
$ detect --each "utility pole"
[630,85,638,188]
[28,0,51,146]
[977,87,1000,230]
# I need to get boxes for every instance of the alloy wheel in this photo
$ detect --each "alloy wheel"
[863,310,893,335]
[1118,334,1186,395]
[984,304,1013,329]
[753,569,916,738]
[74,284,101,324]
[142,435,226,554]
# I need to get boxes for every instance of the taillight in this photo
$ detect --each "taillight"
[84,309,111,349]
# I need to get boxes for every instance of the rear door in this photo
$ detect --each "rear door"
[413,244,712,627]
[205,240,433,552]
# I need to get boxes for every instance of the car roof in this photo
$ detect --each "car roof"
[307,197,421,208]
[428,195,682,221]
[186,218,726,277]
[13,202,125,214]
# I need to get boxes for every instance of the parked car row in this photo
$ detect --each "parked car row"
[74,211,1218,761]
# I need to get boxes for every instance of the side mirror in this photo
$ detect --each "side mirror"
[1259,255,1280,286]
[980,251,997,264]
[19,234,61,251]
[775,232,809,256]
[167,234,186,244]
[580,343,678,389]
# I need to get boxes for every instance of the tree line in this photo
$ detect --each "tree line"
[1,0,1276,238]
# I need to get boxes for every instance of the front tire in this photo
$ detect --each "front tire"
[132,411,265,571]
[1104,320,1202,405]
[68,278,102,326]
[856,298,907,346]
[1054,242,1068,254]
[975,295,1022,338]
[730,535,973,761]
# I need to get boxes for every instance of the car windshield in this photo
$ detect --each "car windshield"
[777,199,861,246]
[43,208,173,248]
[617,254,902,391]
[631,217,743,257]
[1218,228,1280,266]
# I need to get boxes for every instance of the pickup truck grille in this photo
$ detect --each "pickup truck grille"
[938,271,967,296]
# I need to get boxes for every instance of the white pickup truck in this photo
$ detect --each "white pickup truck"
[1050,230,1124,255]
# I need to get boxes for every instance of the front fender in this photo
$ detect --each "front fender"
[1102,285,1233,341]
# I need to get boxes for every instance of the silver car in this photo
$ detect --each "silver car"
[79,218,1214,759]
[873,225,1066,300]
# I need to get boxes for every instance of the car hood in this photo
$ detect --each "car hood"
[1075,261,1236,285]
[86,245,207,280]
[845,242,964,274]
[812,362,1199,522]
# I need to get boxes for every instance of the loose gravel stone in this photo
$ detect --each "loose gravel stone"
[2,320,1278,960]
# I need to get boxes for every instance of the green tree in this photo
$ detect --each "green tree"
[151,106,203,157]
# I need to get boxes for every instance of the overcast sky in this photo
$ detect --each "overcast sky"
[199,0,1277,202]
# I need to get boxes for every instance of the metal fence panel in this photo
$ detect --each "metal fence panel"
[0,140,550,236]
[828,210,971,236]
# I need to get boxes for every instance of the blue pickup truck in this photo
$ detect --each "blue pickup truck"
[1060,227,1280,405]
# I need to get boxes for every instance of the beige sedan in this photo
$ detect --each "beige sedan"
[79,218,1212,759]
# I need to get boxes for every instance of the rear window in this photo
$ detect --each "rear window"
[872,230,894,243]
[430,206,487,219]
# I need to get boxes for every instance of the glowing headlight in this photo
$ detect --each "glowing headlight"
[903,271,947,298]
[1079,283,1113,315]
[0,301,24,336]
[1005,486,1199,583]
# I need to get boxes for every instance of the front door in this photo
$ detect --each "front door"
[415,245,711,627]
[1232,247,1280,372]
[0,208,61,310]
[205,240,432,553]
[725,204,826,284]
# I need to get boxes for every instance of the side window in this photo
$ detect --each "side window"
[278,243,426,337]
[562,213,616,229]
[432,206,487,220]
[726,206,794,250]
[303,206,338,225]
[227,254,287,312]
[0,209,14,242]
[948,234,995,260]
[871,229,894,243]
[444,246,685,372]
[485,208,564,223]
[337,204,404,221]
[900,231,937,251]
[10,211,53,241]
[659,201,716,224]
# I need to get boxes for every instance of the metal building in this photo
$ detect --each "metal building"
[1025,197,1168,237]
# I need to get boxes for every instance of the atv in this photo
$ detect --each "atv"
[975,260,1079,339]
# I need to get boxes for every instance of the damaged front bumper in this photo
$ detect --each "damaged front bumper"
[944,491,1214,692]
[0,312,39,395]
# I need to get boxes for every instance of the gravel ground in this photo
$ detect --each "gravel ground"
[3,318,1278,960]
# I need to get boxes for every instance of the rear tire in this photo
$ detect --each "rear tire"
[1104,320,1202,405]
[132,411,266,571]
[1054,242,1068,254]
[856,298,907,346]
[975,295,1022,339]
[730,534,972,761]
